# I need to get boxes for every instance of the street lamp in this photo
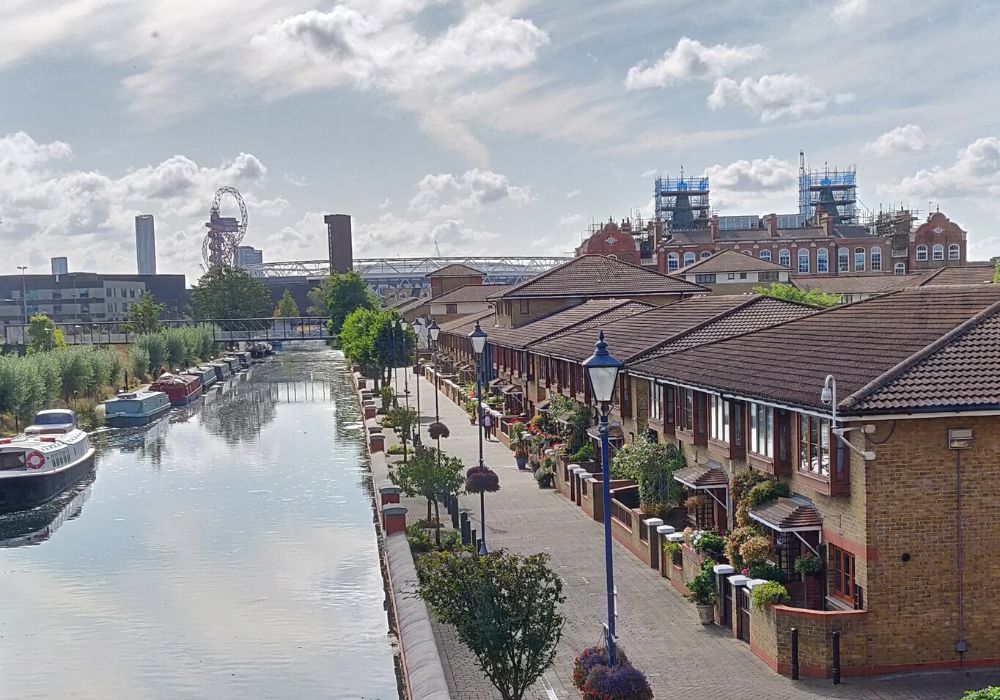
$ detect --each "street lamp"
[412,318,424,443]
[468,320,489,555]
[583,331,623,667]
[429,319,441,446]
[16,266,28,325]
[400,320,410,410]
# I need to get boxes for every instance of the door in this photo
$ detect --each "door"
[720,577,733,629]
[736,586,751,643]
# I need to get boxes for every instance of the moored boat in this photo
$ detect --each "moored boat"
[190,365,217,389]
[104,390,172,428]
[150,373,203,406]
[0,410,96,514]
[248,342,272,360]
[208,360,232,382]
[233,351,251,369]
[220,356,242,375]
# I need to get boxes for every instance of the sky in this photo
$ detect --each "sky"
[2,0,1000,282]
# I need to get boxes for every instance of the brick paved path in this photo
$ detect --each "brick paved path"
[378,372,1000,700]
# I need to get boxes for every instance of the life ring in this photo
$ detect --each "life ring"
[26,451,45,470]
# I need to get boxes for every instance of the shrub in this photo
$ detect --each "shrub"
[533,465,554,488]
[405,523,433,553]
[569,443,594,463]
[572,647,628,690]
[731,470,770,527]
[612,437,684,515]
[746,479,790,509]
[438,530,462,551]
[689,530,726,557]
[380,385,394,412]
[128,345,151,381]
[794,554,824,576]
[739,535,773,566]
[748,562,786,583]
[725,526,758,570]
[582,665,653,700]
[464,398,478,416]
[963,688,1000,700]
[386,444,406,456]
[751,581,790,609]
[686,562,717,606]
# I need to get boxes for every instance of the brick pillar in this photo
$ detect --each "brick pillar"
[644,518,664,570]
[370,433,385,452]
[729,574,750,639]
[364,404,376,420]
[713,564,735,624]
[379,483,401,505]
[657,525,675,577]
[383,505,407,535]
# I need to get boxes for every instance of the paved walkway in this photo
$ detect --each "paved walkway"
[381,371,1000,700]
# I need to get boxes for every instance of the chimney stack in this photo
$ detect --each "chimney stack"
[764,213,779,238]
[709,214,720,241]
[820,212,834,237]
[324,214,353,273]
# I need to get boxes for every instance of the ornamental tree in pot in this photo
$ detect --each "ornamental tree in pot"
[686,560,718,625]
[509,422,531,469]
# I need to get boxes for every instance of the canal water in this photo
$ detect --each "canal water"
[0,346,398,699]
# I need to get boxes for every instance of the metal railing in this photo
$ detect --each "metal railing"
[610,499,633,530]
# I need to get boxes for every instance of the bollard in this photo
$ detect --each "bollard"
[790,627,799,680]
[450,497,459,529]
[460,513,470,544]
[831,630,841,685]
[470,529,477,551]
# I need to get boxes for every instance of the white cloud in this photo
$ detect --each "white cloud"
[864,125,928,157]
[409,168,532,217]
[705,157,797,192]
[558,213,584,226]
[625,37,763,90]
[833,0,868,23]
[708,73,845,121]
[352,213,501,257]
[881,136,1000,201]
[566,189,581,199]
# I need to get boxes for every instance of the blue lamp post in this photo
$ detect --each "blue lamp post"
[468,320,489,555]
[583,331,623,666]
[400,320,411,410]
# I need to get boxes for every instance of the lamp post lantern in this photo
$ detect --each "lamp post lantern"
[429,319,441,447]
[468,320,489,556]
[583,331,623,666]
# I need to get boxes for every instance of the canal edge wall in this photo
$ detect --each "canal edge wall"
[353,371,451,700]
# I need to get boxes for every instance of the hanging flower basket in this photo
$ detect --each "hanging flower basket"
[428,422,450,439]
[465,466,500,493]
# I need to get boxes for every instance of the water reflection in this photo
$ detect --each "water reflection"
[0,470,95,547]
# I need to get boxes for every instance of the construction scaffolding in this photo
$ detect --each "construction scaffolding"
[654,172,710,230]
[798,152,858,225]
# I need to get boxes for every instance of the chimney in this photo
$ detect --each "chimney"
[621,218,632,234]
[820,212,834,237]
[709,214,720,241]
[764,213,778,238]
[324,214,353,273]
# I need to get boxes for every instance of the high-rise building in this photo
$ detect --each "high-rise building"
[325,214,353,273]
[236,245,263,269]
[51,257,68,275]
[135,214,157,275]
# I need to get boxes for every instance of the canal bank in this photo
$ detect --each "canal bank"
[0,346,399,699]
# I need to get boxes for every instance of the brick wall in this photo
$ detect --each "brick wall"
[750,604,868,677]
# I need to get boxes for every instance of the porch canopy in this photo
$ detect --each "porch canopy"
[673,464,729,491]
[586,423,625,442]
[536,398,552,412]
[488,377,506,388]
[749,497,822,534]
[502,384,523,395]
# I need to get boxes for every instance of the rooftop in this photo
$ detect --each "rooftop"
[482,299,653,349]
[918,264,995,287]
[429,284,509,305]
[437,309,494,335]
[425,263,484,278]
[678,249,790,274]
[489,255,706,300]
[663,225,870,245]
[791,273,925,295]
[633,285,1000,413]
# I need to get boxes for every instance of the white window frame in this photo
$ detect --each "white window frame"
[870,246,882,272]
[838,247,849,272]
[759,250,772,261]
[700,251,712,259]
[709,394,730,444]
[932,244,945,261]
[683,252,696,267]
[916,245,928,262]
[797,249,810,273]
[894,262,906,275]
[948,244,961,261]
[667,253,679,272]
[778,248,791,267]
[748,403,773,459]
[650,383,664,422]
[854,247,865,272]
[817,248,829,273]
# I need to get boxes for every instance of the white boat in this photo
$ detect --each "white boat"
[0,409,96,514]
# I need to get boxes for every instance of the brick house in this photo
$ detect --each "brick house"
[425,263,486,298]
[626,285,1000,676]
[425,284,509,324]
[673,249,792,294]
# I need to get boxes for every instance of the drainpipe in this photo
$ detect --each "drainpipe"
[955,448,966,662]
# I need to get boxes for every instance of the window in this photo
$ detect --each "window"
[665,386,675,427]
[518,299,530,315]
[709,395,729,443]
[932,244,944,261]
[650,383,663,422]
[739,272,748,280]
[778,249,790,267]
[667,253,679,272]
[748,403,773,458]
[445,303,458,314]
[759,250,771,261]
[797,248,810,273]
[683,252,696,267]
[798,414,830,478]
[695,273,717,284]
[816,248,829,273]
[948,243,961,261]
[679,388,694,432]
[870,246,882,272]
[727,273,735,280]
[829,545,857,604]
[838,248,849,272]
[700,251,712,259]
[854,247,865,272]
[759,271,779,282]
[916,244,928,261]
[894,262,906,275]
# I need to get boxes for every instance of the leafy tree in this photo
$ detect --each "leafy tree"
[127,292,165,333]
[384,405,419,464]
[307,271,377,336]
[191,266,272,324]
[274,289,300,317]
[415,550,566,700]
[390,445,464,542]
[340,308,414,385]
[611,437,685,516]
[994,261,1000,284]
[752,282,839,308]
[26,315,66,353]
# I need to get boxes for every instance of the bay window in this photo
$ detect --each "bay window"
[748,403,773,459]
[709,394,729,443]
[830,544,857,605]
[798,414,830,478]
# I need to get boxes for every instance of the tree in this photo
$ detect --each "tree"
[306,271,377,336]
[612,437,685,516]
[340,308,414,386]
[384,405,419,463]
[416,550,566,700]
[274,289,299,317]
[752,282,839,308]
[390,445,464,542]
[26,314,66,353]
[191,266,272,324]
[127,292,165,333]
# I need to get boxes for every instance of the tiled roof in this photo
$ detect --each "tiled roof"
[430,284,508,304]
[749,498,822,531]
[392,297,426,315]
[848,304,1000,412]
[530,296,755,362]
[438,310,493,335]
[484,299,652,349]
[489,255,706,300]
[679,249,790,274]
[635,297,818,360]
[387,295,422,310]
[633,286,1000,412]
[792,274,926,295]
[425,263,484,278]
[918,264,995,286]
[673,465,729,489]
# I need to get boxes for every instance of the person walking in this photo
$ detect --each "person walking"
[483,411,493,441]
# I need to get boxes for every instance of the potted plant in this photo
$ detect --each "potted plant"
[428,421,450,440]
[686,561,718,624]
[572,646,652,700]
[510,422,530,469]
[464,399,479,424]
[533,463,554,489]
[466,465,500,493]
[569,443,595,466]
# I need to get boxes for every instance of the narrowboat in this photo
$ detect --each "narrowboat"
[0,409,96,514]
[234,351,251,369]
[189,365,217,389]
[207,360,232,382]
[149,373,203,407]
[248,342,272,359]
[220,356,242,375]
[103,390,172,428]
